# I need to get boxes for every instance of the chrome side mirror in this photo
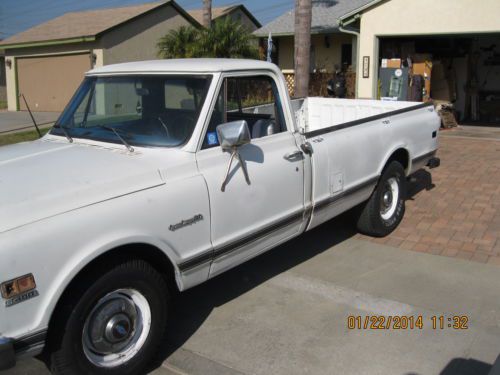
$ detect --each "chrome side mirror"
[216,120,251,149]
[216,120,251,191]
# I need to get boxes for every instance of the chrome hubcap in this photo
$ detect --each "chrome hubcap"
[82,289,151,368]
[382,190,393,210]
[380,177,399,220]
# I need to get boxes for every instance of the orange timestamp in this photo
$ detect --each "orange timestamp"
[347,315,469,330]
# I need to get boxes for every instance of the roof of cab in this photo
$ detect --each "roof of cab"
[87,58,280,75]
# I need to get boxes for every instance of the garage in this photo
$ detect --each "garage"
[0,1,199,112]
[17,53,90,112]
[341,0,500,127]
[378,34,500,126]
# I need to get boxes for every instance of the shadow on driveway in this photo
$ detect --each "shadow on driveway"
[148,212,359,372]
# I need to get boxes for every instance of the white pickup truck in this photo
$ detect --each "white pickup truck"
[0,59,440,374]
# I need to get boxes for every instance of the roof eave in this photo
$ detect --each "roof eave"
[338,0,384,23]
[229,5,262,28]
[254,28,340,38]
[0,36,96,50]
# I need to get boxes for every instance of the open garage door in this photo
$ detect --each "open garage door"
[378,34,500,126]
[17,52,90,112]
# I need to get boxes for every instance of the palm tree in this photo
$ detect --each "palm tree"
[195,17,259,59]
[157,26,198,59]
[294,0,312,97]
[157,18,259,59]
[202,0,212,28]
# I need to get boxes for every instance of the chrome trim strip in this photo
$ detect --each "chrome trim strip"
[305,102,434,138]
[312,176,379,214]
[178,210,305,272]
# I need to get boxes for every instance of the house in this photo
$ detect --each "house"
[0,1,200,112]
[340,0,500,124]
[188,5,261,31]
[254,0,372,74]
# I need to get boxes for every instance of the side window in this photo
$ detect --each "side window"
[202,75,286,149]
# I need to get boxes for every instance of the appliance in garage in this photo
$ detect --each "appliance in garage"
[378,35,500,126]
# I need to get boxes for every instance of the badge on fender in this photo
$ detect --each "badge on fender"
[169,214,204,231]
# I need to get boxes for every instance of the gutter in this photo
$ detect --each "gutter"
[0,36,96,50]
[338,16,361,98]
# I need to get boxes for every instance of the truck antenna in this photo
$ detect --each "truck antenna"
[19,94,42,138]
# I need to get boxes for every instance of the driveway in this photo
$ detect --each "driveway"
[0,111,59,134]
[358,125,500,265]
[4,125,500,375]
[5,221,500,375]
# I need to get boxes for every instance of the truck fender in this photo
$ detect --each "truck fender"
[37,234,181,336]
[378,145,411,177]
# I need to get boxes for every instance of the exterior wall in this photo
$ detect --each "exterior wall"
[277,33,354,73]
[3,42,99,111]
[357,0,500,98]
[227,8,259,32]
[100,4,192,65]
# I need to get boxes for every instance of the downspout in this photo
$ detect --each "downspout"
[339,15,361,98]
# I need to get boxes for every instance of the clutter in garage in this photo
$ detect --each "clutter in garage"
[378,36,500,127]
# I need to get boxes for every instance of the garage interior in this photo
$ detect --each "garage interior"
[378,33,500,126]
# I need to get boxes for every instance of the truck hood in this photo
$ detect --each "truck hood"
[0,140,165,233]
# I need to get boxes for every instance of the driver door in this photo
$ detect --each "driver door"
[196,73,305,277]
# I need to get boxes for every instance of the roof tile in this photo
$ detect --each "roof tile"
[254,0,373,36]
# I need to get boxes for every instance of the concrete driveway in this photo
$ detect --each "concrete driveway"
[0,111,59,134]
[3,125,500,374]
[5,218,500,375]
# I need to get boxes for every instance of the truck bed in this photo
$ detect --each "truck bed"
[294,97,440,231]
[292,97,432,134]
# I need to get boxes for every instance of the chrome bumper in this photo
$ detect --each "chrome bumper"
[0,337,15,370]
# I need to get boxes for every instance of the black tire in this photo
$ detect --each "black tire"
[48,259,169,375]
[356,161,406,237]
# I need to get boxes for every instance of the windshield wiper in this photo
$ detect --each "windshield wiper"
[95,125,134,153]
[53,124,73,143]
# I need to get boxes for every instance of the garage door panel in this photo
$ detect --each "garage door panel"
[17,53,90,112]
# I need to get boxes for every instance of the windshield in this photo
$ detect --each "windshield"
[51,75,212,148]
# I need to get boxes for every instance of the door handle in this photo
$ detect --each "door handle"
[283,150,303,160]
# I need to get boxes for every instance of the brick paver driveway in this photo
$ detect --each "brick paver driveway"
[358,126,500,265]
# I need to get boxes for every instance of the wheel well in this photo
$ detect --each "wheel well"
[386,148,410,175]
[45,243,177,354]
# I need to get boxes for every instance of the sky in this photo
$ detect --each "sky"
[0,0,294,39]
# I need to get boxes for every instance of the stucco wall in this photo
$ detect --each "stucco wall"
[100,4,192,65]
[357,0,500,98]
[277,33,354,73]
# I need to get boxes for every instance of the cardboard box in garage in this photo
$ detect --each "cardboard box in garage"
[412,61,432,101]
[381,58,402,69]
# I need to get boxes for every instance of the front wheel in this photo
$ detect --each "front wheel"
[356,161,406,237]
[48,259,169,375]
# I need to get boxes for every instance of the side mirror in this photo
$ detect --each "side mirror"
[216,120,251,150]
[216,120,251,191]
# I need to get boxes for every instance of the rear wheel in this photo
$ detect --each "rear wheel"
[356,161,406,237]
[48,259,168,375]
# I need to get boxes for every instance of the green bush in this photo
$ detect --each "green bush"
[157,18,259,59]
